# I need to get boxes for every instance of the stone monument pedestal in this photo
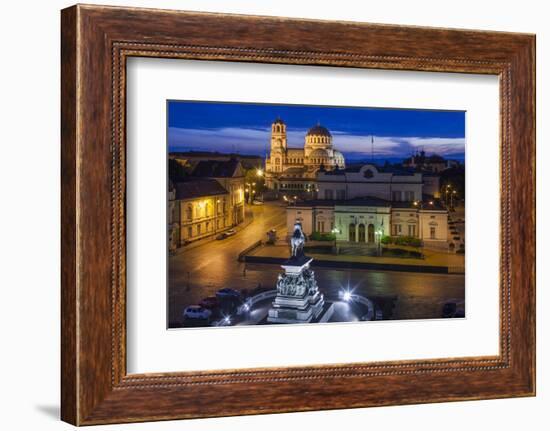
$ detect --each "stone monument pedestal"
[267,255,325,324]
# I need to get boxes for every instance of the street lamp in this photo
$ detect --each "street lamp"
[451,189,457,210]
[256,168,263,177]
[375,227,383,256]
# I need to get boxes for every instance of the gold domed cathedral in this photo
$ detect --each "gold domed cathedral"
[265,118,345,192]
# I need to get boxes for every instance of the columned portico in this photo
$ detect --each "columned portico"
[334,198,391,244]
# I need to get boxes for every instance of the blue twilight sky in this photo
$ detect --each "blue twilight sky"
[168,101,465,162]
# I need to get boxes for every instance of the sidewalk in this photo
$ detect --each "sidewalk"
[171,212,255,256]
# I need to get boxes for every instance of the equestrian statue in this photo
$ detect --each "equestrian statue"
[290,221,305,258]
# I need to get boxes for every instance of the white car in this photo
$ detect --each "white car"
[183,305,212,321]
[216,229,237,240]
[252,200,264,205]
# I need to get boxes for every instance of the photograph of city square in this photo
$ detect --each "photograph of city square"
[167,101,466,328]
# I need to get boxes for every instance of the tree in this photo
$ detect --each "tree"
[168,158,191,183]
[244,168,265,203]
[439,165,465,202]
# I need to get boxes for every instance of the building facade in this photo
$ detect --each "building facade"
[265,118,345,192]
[168,184,179,252]
[317,164,423,203]
[168,179,230,250]
[191,159,246,227]
[422,173,441,198]
[168,160,246,251]
[286,197,448,248]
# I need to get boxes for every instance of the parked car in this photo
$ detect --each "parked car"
[199,296,219,310]
[442,302,457,318]
[182,305,212,322]
[216,229,237,240]
[216,288,242,300]
[216,288,244,314]
[252,199,264,205]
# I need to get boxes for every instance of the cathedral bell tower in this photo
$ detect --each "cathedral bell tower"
[271,117,287,151]
[268,118,287,174]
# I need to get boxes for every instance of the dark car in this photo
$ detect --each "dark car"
[216,288,244,314]
[442,302,457,318]
[199,296,219,310]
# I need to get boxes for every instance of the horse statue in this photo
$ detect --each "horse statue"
[290,221,305,258]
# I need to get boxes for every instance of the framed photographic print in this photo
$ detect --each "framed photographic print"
[61,4,535,425]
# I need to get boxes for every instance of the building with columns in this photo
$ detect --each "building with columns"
[265,118,345,192]
[286,197,448,249]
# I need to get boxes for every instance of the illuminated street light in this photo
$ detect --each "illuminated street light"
[256,168,263,177]
[375,227,384,256]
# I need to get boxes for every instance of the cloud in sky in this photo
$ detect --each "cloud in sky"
[168,126,465,159]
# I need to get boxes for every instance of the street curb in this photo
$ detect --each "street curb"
[243,255,457,274]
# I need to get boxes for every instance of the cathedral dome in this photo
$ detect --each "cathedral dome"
[310,148,329,158]
[273,117,285,125]
[333,150,346,168]
[306,124,332,137]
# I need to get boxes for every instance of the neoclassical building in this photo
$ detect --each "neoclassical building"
[286,197,448,249]
[265,118,345,191]
[317,164,424,202]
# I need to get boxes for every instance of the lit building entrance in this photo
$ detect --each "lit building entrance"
[349,223,356,242]
[368,224,375,243]
[358,224,366,242]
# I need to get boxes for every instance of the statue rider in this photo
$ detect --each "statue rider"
[290,221,305,258]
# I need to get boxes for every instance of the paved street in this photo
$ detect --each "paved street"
[168,201,287,323]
